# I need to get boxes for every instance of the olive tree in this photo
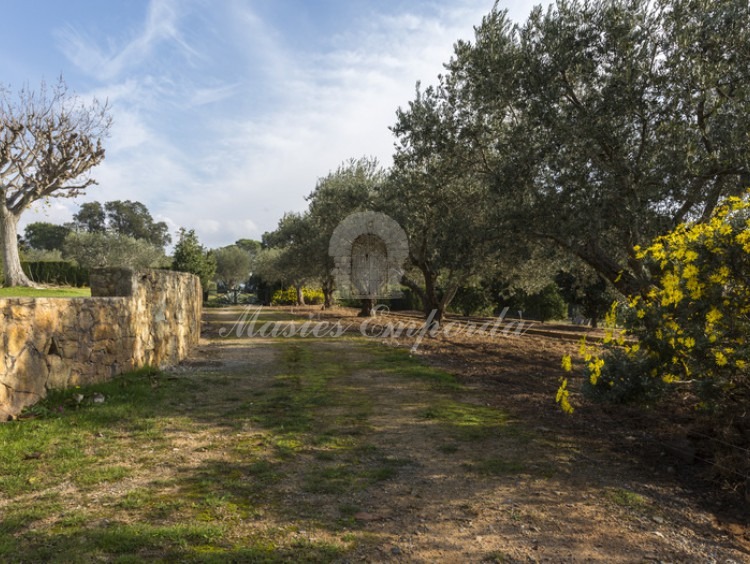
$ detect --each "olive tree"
[386,84,506,324]
[400,0,750,297]
[306,157,385,309]
[214,245,251,304]
[260,212,318,305]
[63,232,166,270]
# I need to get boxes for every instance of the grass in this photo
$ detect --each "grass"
[0,286,90,298]
[420,398,528,442]
[364,346,463,390]
[606,488,649,508]
[0,360,355,560]
[0,308,546,561]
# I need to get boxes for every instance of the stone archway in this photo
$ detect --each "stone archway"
[329,211,409,301]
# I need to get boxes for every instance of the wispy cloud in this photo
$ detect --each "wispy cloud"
[56,0,198,81]
[187,83,241,108]
[33,0,523,249]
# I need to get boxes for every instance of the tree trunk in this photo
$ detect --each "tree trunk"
[402,262,447,328]
[576,241,648,297]
[438,283,459,320]
[423,297,443,328]
[420,269,445,328]
[295,285,306,306]
[359,298,376,317]
[0,206,34,287]
[322,275,335,309]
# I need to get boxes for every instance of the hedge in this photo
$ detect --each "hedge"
[22,261,90,287]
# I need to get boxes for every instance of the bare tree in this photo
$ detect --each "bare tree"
[0,78,111,286]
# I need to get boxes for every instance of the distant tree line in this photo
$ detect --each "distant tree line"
[20,199,172,271]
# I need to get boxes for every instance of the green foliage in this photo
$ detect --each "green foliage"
[449,284,495,316]
[213,245,251,291]
[21,248,64,262]
[23,222,71,252]
[561,194,750,481]
[580,346,666,405]
[22,261,89,287]
[258,158,387,308]
[62,231,167,270]
[103,200,171,248]
[402,0,750,296]
[577,195,750,406]
[71,200,171,248]
[171,228,216,291]
[260,212,317,288]
[234,238,261,257]
[556,267,618,326]
[71,201,106,233]
[501,284,567,322]
[271,286,324,306]
[387,89,501,320]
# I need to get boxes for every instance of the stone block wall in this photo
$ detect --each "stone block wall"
[0,268,201,420]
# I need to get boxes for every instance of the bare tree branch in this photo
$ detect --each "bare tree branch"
[0,77,111,286]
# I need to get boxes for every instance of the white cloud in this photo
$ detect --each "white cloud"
[197,219,221,234]
[47,0,538,249]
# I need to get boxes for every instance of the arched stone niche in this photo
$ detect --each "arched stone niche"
[328,211,409,299]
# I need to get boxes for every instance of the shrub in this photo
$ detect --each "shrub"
[63,231,168,270]
[560,194,750,406]
[450,284,495,316]
[22,261,89,287]
[501,284,567,322]
[271,286,324,305]
[579,343,667,405]
[558,192,750,483]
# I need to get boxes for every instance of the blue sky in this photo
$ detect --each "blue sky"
[2,0,540,248]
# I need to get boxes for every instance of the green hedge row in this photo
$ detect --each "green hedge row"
[22,261,90,287]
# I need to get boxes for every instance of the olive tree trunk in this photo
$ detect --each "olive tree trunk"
[295,284,306,306]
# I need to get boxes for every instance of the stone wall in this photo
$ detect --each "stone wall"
[0,268,201,420]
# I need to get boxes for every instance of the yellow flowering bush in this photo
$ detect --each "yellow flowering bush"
[271,286,325,305]
[557,192,750,411]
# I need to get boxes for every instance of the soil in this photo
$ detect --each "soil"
[194,305,750,562]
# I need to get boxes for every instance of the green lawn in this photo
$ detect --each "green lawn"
[0,286,91,298]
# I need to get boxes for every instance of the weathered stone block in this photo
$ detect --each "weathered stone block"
[6,324,28,358]
[11,348,49,392]
[45,356,73,389]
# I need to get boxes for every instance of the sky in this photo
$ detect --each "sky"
[2,0,541,249]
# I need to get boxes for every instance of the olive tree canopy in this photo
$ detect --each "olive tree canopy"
[395,0,750,297]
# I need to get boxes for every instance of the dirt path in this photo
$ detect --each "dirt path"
[189,307,749,562]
